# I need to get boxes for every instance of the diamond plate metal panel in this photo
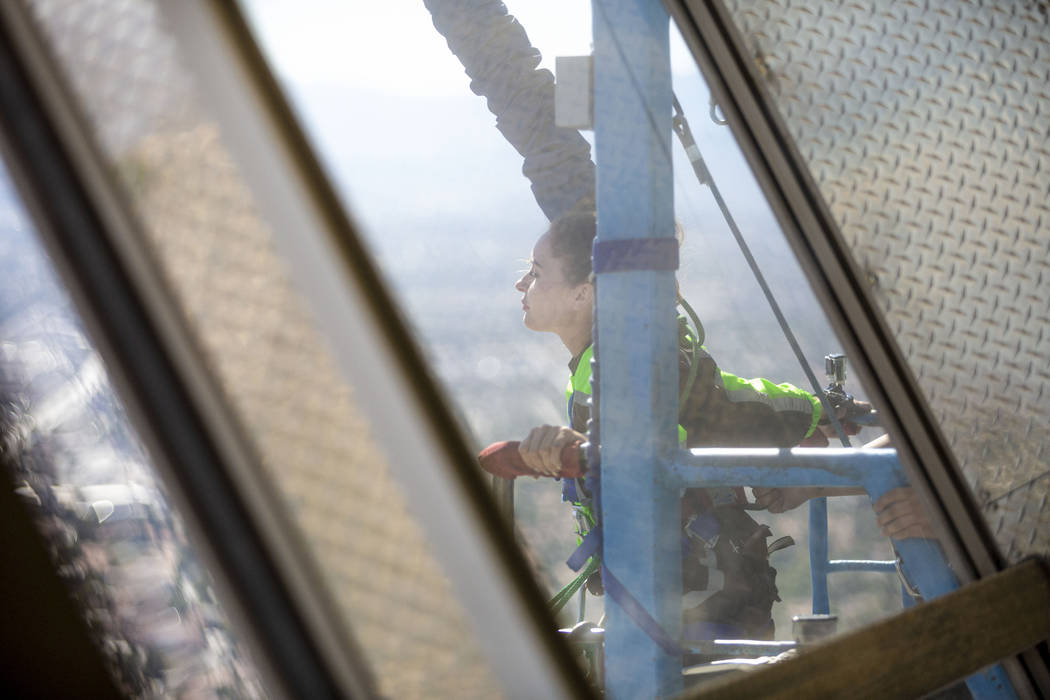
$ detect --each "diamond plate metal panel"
[22,0,504,697]
[722,0,1050,562]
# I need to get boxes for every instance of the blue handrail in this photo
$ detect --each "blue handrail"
[664,448,1017,699]
[809,498,911,616]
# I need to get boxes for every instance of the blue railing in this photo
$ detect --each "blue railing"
[666,448,960,605]
[808,497,913,616]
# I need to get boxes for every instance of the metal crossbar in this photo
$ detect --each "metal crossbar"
[667,447,1016,698]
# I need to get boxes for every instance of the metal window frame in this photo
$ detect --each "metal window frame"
[663,0,1050,696]
[0,0,593,697]
[0,3,376,698]
[157,2,593,696]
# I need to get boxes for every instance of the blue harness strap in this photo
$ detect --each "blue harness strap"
[561,478,580,504]
[567,528,685,657]
[566,528,602,572]
[602,565,685,657]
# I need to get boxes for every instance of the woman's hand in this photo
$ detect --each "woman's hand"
[752,487,820,513]
[874,487,935,540]
[519,424,586,477]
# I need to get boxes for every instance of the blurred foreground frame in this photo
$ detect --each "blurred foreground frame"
[0,2,362,698]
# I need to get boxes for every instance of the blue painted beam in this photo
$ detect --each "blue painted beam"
[668,447,902,487]
[667,448,962,595]
[592,0,679,698]
[667,448,960,597]
[827,560,898,574]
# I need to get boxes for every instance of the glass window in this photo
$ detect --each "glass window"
[0,159,266,697]
[668,24,899,636]
[239,0,948,673]
[241,0,604,633]
[23,0,511,696]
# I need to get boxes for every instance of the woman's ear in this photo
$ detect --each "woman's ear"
[573,281,594,309]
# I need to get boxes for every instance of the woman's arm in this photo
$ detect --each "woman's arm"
[752,485,866,513]
[678,345,817,448]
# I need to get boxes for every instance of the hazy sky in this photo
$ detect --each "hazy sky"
[238,0,845,395]
[242,0,595,95]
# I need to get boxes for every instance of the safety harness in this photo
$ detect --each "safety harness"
[553,309,821,651]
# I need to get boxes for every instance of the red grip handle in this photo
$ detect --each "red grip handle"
[478,440,584,479]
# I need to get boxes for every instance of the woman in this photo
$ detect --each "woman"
[513,207,824,642]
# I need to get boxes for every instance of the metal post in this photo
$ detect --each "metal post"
[809,497,831,614]
[592,1,680,697]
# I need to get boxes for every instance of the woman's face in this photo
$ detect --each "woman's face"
[514,232,590,336]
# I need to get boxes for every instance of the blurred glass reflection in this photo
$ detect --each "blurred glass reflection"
[0,161,266,698]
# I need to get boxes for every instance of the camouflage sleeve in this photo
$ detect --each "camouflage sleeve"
[678,344,820,448]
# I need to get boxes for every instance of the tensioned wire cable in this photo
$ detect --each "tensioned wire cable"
[592,0,852,447]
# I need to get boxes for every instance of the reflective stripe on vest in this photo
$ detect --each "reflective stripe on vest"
[718,371,823,437]
[566,344,687,445]
[565,345,594,423]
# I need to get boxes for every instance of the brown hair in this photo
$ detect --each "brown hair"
[547,202,685,292]
[547,201,596,286]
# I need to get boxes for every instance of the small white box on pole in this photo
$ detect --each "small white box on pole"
[555,55,593,130]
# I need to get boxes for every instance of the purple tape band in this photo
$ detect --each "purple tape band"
[592,237,679,274]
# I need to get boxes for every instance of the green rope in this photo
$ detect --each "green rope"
[549,556,600,616]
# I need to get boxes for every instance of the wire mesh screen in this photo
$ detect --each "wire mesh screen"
[721,0,1050,562]
[23,0,504,697]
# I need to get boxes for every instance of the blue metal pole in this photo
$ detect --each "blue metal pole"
[592,1,680,698]
[668,448,961,600]
[859,473,1016,699]
[809,497,830,614]
[858,470,960,600]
